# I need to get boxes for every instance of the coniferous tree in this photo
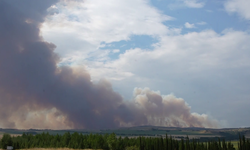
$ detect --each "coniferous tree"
[107,133,117,150]
[166,134,168,150]
[62,132,71,147]
[0,134,13,149]
[181,138,185,150]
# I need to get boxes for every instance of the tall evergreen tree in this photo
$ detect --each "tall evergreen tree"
[107,133,117,150]
[166,134,168,150]
[0,134,13,149]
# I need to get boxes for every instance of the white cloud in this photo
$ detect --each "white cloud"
[182,0,205,8]
[112,49,120,53]
[168,0,205,9]
[185,22,196,28]
[106,30,250,75]
[224,0,250,20]
[41,0,176,66]
[41,0,173,55]
[185,21,207,28]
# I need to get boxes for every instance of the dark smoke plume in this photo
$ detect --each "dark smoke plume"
[0,0,218,129]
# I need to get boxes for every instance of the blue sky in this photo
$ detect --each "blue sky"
[152,0,249,32]
[40,0,250,128]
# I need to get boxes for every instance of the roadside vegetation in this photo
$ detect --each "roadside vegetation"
[0,132,249,150]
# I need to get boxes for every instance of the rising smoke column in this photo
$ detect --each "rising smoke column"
[0,0,218,129]
[129,88,218,128]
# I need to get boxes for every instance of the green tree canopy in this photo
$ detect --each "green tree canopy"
[1,133,13,149]
[107,133,117,150]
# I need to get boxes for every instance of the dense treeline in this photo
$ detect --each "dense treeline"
[0,132,249,150]
[138,135,238,150]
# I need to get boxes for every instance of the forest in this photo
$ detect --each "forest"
[0,132,250,150]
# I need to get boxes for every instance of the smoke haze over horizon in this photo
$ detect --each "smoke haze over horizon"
[0,0,222,129]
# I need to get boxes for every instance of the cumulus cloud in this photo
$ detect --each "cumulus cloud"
[185,22,196,28]
[182,0,206,8]
[106,30,250,79]
[168,0,205,9]
[112,49,120,53]
[41,0,173,65]
[224,0,250,20]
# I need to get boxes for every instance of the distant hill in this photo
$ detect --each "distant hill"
[0,126,249,141]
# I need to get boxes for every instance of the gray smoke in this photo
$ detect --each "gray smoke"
[0,0,218,129]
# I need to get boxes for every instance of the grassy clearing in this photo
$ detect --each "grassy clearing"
[230,141,238,149]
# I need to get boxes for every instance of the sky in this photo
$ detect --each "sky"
[0,0,250,129]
